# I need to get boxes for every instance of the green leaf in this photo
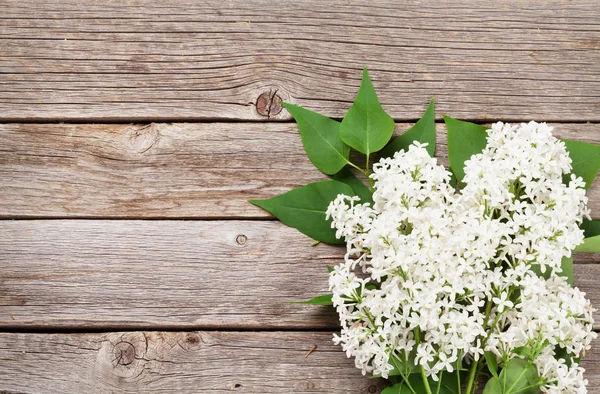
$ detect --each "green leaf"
[249,180,353,244]
[327,265,334,273]
[381,375,425,393]
[582,219,600,238]
[382,372,463,394]
[290,293,333,305]
[561,256,574,285]
[562,139,600,189]
[554,345,576,368]
[444,115,488,183]
[385,353,419,377]
[531,256,573,285]
[581,219,600,238]
[574,235,600,253]
[500,358,540,394]
[333,167,373,204]
[485,351,499,378]
[340,67,395,155]
[436,371,466,394]
[380,98,436,158]
[449,170,458,189]
[381,381,407,394]
[282,102,350,175]
[482,377,502,394]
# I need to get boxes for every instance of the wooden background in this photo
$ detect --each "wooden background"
[0,1,599,392]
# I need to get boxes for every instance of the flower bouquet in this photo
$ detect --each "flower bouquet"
[250,68,600,394]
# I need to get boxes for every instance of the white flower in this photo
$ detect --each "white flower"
[492,291,514,313]
[326,123,596,391]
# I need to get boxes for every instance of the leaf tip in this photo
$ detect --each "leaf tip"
[248,198,274,213]
[361,66,371,82]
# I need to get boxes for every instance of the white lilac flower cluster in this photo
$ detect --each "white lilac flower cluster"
[326,121,596,393]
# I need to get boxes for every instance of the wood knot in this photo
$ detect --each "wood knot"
[368,385,378,393]
[124,124,160,153]
[98,332,148,381]
[112,341,136,366]
[185,332,202,346]
[256,90,283,118]
[235,234,247,246]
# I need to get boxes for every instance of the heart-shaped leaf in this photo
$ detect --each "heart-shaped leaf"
[444,116,488,183]
[340,67,395,155]
[282,102,350,175]
[333,167,373,204]
[562,139,600,189]
[249,180,353,244]
[380,98,436,158]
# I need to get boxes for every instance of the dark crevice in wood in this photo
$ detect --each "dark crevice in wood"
[0,326,339,334]
[0,216,279,220]
[0,118,597,125]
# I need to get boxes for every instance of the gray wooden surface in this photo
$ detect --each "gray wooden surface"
[1,0,600,121]
[0,1,599,393]
[0,220,599,331]
[1,331,599,394]
[1,123,598,218]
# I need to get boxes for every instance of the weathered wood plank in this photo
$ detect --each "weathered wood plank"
[0,220,598,329]
[0,331,387,393]
[0,330,599,393]
[1,122,598,218]
[1,0,599,121]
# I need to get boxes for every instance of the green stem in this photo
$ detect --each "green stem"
[456,351,462,394]
[347,161,368,176]
[420,366,433,394]
[398,371,418,394]
[365,153,374,192]
[465,301,493,394]
[511,382,542,394]
[347,159,374,192]
[435,373,443,394]
[390,357,418,394]
[464,359,479,394]
[414,327,433,394]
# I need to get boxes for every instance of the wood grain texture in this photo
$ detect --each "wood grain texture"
[0,331,387,393]
[0,220,598,329]
[0,330,599,394]
[1,0,599,121]
[1,122,599,218]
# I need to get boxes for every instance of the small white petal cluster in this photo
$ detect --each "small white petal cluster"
[326,121,596,393]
